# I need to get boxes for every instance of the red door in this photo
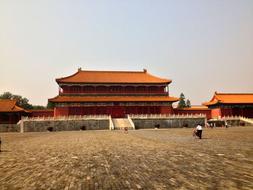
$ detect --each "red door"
[112,106,125,118]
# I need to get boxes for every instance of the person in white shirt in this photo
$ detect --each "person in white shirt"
[195,124,203,139]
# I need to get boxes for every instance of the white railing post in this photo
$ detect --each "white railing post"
[109,115,114,130]
[127,115,135,130]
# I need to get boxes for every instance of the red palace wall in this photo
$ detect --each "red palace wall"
[220,108,233,117]
[60,85,166,95]
[160,106,173,114]
[54,105,173,118]
[241,108,253,118]
[224,107,253,118]
[210,107,253,118]
[211,108,221,118]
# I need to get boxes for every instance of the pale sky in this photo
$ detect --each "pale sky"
[0,0,253,106]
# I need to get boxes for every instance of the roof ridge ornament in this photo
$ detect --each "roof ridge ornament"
[143,68,147,73]
[78,67,82,71]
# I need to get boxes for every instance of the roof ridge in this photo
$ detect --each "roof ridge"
[56,70,146,82]
[79,69,145,73]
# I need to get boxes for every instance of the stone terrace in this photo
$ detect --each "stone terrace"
[0,127,253,190]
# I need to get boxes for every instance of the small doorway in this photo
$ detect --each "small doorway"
[111,106,125,118]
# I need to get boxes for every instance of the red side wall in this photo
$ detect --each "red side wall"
[29,110,54,117]
[54,107,69,117]
[173,109,212,119]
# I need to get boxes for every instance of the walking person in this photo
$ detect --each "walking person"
[225,120,228,128]
[124,127,128,134]
[195,124,203,139]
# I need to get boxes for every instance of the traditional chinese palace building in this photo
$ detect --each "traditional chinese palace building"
[0,99,28,124]
[203,92,253,118]
[49,68,178,117]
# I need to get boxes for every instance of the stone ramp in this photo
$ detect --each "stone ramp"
[112,118,134,130]
[240,117,253,125]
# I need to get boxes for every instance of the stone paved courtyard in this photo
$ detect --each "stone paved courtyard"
[0,126,253,190]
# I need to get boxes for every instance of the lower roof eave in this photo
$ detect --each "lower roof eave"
[48,96,179,103]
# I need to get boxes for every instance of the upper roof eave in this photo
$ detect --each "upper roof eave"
[55,69,172,84]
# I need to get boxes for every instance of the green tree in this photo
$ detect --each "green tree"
[0,92,12,99]
[12,95,33,109]
[47,101,55,109]
[186,99,191,107]
[177,93,186,108]
[0,91,41,109]
[32,105,46,110]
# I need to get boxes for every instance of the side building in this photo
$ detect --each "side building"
[203,92,253,118]
[0,99,28,124]
[49,68,178,118]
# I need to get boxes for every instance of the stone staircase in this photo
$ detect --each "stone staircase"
[112,118,134,130]
[240,117,253,125]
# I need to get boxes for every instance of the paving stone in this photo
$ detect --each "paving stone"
[0,127,253,189]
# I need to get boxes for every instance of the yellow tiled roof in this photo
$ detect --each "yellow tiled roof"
[0,99,25,112]
[56,69,171,84]
[203,92,253,106]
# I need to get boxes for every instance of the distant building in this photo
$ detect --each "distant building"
[49,68,179,117]
[203,92,253,118]
[0,99,28,124]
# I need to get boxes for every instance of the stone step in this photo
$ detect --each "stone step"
[112,118,134,130]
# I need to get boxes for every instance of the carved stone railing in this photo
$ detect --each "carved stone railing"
[20,115,110,122]
[128,114,206,119]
